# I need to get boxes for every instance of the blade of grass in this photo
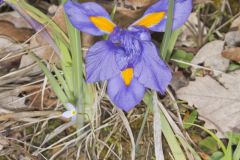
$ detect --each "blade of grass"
[117,108,136,160]
[177,135,202,160]
[30,52,68,103]
[52,65,73,101]
[186,123,227,154]
[233,141,240,160]
[135,101,150,154]
[159,102,186,160]
[160,0,174,61]
[165,28,182,61]
[223,134,232,160]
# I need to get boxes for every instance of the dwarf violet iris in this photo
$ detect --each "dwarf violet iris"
[64,0,192,111]
[62,103,77,121]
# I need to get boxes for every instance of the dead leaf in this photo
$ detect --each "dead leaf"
[177,71,240,137]
[222,47,240,62]
[192,40,229,71]
[225,31,240,47]
[230,15,240,30]
[170,71,189,91]
[0,38,28,74]
[52,6,67,33]
[0,21,34,42]
[125,0,157,9]
[0,11,31,29]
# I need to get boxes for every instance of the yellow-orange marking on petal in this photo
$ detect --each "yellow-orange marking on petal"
[135,12,165,27]
[90,16,115,33]
[121,68,134,86]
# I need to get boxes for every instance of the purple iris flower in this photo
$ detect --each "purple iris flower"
[64,0,192,111]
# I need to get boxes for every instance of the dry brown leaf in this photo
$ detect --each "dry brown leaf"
[170,71,189,91]
[0,38,28,74]
[230,15,240,30]
[52,6,67,33]
[192,40,229,72]
[177,71,240,137]
[225,31,240,47]
[0,21,34,43]
[125,0,157,9]
[222,47,240,62]
[0,11,31,29]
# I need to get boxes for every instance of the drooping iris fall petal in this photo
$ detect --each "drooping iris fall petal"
[107,74,145,112]
[64,0,115,35]
[134,42,172,94]
[131,0,192,32]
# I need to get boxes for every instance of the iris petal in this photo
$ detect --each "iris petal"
[135,42,172,94]
[66,103,76,111]
[86,40,120,82]
[71,115,77,121]
[131,0,192,32]
[107,75,145,112]
[62,111,74,118]
[64,0,115,35]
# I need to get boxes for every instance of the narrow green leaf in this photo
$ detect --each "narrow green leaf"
[52,65,73,101]
[64,7,85,129]
[233,141,240,160]
[199,137,219,153]
[172,50,194,69]
[160,0,174,61]
[223,134,232,160]
[160,110,186,160]
[183,110,197,129]
[210,152,224,160]
[188,123,227,154]
[30,53,68,103]
[177,135,202,160]
[166,28,182,61]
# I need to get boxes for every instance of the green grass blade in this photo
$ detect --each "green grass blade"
[233,141,240,160]
[187,123,227,154]
[160,109,186,160]
[177,135,202,160]
[160,0,174,61]
[165,28,182,61]
[144,93,186,160]
[52,65,73,101]
[30,53,68,103]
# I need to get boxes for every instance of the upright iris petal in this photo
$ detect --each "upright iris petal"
[64,0,115,35]
[131,0,192,32]
[64,0,192,111]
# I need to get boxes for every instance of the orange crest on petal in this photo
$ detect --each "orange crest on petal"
[90,16,115,33]
[121,68,134,86]
[135,12,165,28]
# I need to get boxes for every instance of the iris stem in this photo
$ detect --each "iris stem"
[62,0,85,133]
